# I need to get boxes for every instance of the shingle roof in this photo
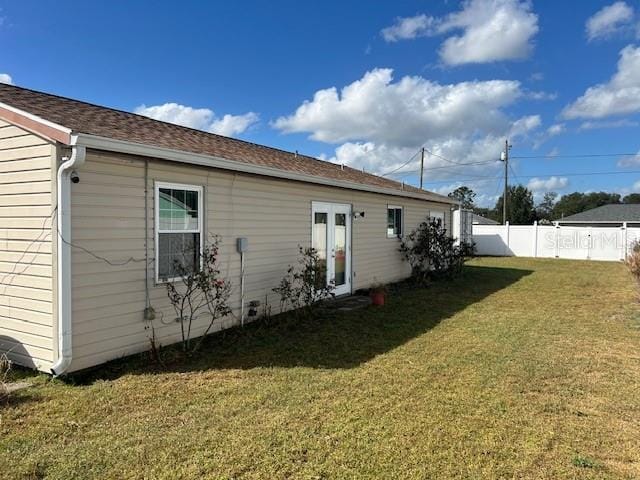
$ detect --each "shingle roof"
[558,204,640,222]
[0,83,454,203]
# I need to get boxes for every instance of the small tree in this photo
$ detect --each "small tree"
[495,185,536,224]
[399,217,474,283]
[273,246,335,317]
[165,238,232,353]
[625,241,640,295]
[536,191,558,221]
[448,186,476,210]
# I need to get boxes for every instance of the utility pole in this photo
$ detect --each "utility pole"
[501,139,511,225]
[419,147,425,190]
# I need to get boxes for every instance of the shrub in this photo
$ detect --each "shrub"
[399,217,475,283]
[0,353,10,402]
[273,246,335,317]
[625,240,640,286]
[165,237,232,353]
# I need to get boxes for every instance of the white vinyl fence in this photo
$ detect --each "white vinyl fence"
[473,222,640,262]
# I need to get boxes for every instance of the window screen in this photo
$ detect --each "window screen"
[387,206,403,237]
[156,184,202,281]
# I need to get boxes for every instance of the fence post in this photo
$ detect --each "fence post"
[554,222,560,258]
[533,220,538,258]
[623,222,628,261]
[505,221,510,256]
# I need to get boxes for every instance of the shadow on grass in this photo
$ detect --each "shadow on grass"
[71,264,532,384]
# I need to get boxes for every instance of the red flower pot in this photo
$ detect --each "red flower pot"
[371,291,385,306]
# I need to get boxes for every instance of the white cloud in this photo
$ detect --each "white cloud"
[634,180,640,190]
[527,176,569,192]
[617,150,640,167]
[0,73,12,85]
[546,147,560,158]
[327,142,417,175]
[563,45,640,119]
[135,102,258,137]
[273,68,523,146]
[380,1,539,65]
[276,67,540,203]
[209,112,259,137]
[135,103,213,130]
[381,14,436,42]
[323,117,538,180]
[586,1,634,41]
[547,123,565,136]
[432,180,501,207]
[526,90,557,101]
[437,0,539,66]
[532,123,565,150]
[579,119,639,129]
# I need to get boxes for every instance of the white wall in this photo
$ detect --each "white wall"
[473,222,639,262]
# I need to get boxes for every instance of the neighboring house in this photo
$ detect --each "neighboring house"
[556,204,640,227]
[0,84,457,374]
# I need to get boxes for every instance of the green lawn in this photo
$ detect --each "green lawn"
[2,258,640,479]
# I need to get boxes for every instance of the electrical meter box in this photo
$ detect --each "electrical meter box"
[237,237,248,253]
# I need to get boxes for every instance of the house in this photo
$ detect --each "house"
[556,204,640,227]
[0,84,458,374]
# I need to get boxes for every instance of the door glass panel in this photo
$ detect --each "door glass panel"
[334,213,347,287]
[313,212,328,284]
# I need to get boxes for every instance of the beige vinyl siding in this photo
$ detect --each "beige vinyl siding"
[0,120,56,370]
[69,150,452,372]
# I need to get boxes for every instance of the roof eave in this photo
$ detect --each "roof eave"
[0,101,72,144]
[75,133,458,205]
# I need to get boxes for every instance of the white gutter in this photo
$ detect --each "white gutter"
[51,137,86,376]
[74,133,458,206]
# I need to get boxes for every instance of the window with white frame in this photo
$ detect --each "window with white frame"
[387,206,403,237]
[155,182,203,281]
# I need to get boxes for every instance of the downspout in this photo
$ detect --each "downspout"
[51,137,86,376]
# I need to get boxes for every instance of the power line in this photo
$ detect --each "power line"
[423,148,462,165]
[381,145,500,177]
[387,160,499,177]
[511,152,639,159]
[380,148,422,177]
[508,163,521,184]
[419,168,640,185]
[421,175,505,185]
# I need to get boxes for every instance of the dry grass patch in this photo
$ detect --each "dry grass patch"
[1,258,639,479]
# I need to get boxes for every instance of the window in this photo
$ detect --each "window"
[387,206,403,237]
[155,182,203,282]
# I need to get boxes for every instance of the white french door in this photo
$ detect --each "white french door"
[312,202,352,296]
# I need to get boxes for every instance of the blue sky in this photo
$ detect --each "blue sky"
[2,0,640,206]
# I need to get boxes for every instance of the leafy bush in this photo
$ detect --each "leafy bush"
[165,238,232,353]
[625,240,640,286]
[399,217,475,283]
[0,353,10,402]
[273,246,335,317]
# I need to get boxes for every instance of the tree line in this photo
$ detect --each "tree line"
[448,186,640,225]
